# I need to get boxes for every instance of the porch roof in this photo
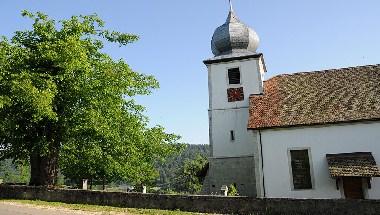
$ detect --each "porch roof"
[326,152,380,178]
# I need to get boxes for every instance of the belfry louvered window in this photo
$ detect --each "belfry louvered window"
[228,68,241,85]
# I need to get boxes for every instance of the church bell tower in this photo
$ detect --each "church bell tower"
[202,1,266,197]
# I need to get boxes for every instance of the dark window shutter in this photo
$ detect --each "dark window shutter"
[290,149,313,190]
[228,68,240,85]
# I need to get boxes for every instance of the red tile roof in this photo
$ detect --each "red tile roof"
[248,64,380,129]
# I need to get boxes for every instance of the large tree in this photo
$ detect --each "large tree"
[173,154,208,194]
[0,11,181,186]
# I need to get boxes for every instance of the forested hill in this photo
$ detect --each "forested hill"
[156,144,209,189]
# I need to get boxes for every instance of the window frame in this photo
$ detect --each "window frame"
[287,147,315,191]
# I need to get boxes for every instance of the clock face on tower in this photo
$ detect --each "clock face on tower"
[227,87,244,102]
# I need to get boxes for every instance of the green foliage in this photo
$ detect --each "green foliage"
[156,144,209,192]
[172,152,209,194]
[0,10,181,185]
[0,159,30,184]
[228,184,239,196]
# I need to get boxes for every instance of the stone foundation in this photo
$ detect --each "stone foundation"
[202,156,256,197]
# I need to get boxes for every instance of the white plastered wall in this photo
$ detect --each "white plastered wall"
[258,121,380,199]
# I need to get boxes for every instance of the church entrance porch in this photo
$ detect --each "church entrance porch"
[326,152,380,199]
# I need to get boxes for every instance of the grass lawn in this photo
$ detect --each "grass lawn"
[0,199,215,215]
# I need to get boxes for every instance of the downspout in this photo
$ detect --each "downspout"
[259,130,266,197]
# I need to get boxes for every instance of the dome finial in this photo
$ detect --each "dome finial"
[211,0,260,56]
[229,0,234,12]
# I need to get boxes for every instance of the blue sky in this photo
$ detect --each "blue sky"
[1,0,380,145]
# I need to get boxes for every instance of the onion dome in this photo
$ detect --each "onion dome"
[211,3,260,56]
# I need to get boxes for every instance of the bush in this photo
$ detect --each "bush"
[228,184,239,196]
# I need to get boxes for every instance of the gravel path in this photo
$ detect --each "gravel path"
[0,202,101,215]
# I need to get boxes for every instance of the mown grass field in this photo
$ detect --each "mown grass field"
[0,199,216,215]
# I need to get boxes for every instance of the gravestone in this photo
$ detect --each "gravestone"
[82,179,88,190]
[221,185,228,196]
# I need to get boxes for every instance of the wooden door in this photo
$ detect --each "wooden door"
[343,177,364,199]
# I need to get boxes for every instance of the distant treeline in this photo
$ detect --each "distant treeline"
[156,144,209,191]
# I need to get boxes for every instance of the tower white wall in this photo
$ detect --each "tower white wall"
[207,57,265,158]
[210,109,254,157]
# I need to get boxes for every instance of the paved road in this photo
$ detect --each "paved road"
[0,202,98,215]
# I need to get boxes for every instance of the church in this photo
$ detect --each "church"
[201,2,380,199]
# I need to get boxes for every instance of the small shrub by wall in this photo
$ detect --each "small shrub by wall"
[1,185,380,215]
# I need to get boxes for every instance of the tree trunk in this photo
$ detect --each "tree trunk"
[102,176,106,190]
[29,121,61,187]
[29,149,59,186]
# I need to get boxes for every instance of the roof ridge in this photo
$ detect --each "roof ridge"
[264,63,380,83]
